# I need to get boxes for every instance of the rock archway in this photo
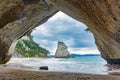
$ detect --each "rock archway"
[0,0,120,64]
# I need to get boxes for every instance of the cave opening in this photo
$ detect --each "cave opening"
[0,0,119,77]
[6,11,108,74]
[31,11,100,56]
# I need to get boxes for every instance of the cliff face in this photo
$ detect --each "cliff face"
[14,34,50,57]
[55,41,70,58]
[0,0,119,64]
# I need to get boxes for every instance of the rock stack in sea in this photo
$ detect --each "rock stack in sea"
[54,41,70,58]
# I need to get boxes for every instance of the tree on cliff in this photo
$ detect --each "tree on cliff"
[85,27,91,32]
[14,33,50,57]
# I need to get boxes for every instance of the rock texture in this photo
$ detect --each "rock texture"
[0,0,57,63]
[0,0,120,64]
[47,0,120,64]
[55,41,70,58]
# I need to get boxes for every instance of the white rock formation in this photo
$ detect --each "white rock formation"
[55,41,70,58]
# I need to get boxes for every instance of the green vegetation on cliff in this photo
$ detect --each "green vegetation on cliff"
[85,28,91,32]
[15,34,50,57]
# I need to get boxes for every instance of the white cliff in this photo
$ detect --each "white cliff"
[55,41,70,58]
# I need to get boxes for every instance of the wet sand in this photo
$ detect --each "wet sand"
[0,67,120,80]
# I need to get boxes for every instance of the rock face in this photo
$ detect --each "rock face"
[15,34,50,57]
[12,52,24,58]
[55,41,70,58]
[0,0,57,63]
[0,0,119,64]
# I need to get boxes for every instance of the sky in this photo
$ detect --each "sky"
[31,11,100,55]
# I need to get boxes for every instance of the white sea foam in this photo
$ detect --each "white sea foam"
[5,56,118,74]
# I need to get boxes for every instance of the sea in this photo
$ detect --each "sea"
[5,55,118,74]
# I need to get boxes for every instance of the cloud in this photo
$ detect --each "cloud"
[48,11,74,22]
[31,11,99,54]
[32,25,52,37]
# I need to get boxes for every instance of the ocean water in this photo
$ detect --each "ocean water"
[6,56,109,74]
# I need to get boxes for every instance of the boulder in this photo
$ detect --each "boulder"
[55,41,70,58]
[39,66,48,70]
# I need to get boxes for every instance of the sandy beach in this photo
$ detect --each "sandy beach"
[0,67,119,80]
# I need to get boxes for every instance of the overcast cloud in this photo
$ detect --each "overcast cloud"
[31,11,100,54]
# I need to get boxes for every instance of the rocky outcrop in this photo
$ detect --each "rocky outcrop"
[55,41,70,58]
[15,34,50,57]
[0,0,119,64]
[12,52,24,58]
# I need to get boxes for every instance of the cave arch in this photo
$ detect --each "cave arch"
[0,0,120,64]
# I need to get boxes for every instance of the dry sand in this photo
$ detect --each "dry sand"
[0,67,120,80]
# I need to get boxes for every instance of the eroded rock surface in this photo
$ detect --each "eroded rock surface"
[0,0,57,63]
[0,0,120,64]
[55,41,70,58]
[47,0,120,64]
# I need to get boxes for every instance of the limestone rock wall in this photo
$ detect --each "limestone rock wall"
[55,41,70,58]
[0,0,57,63]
